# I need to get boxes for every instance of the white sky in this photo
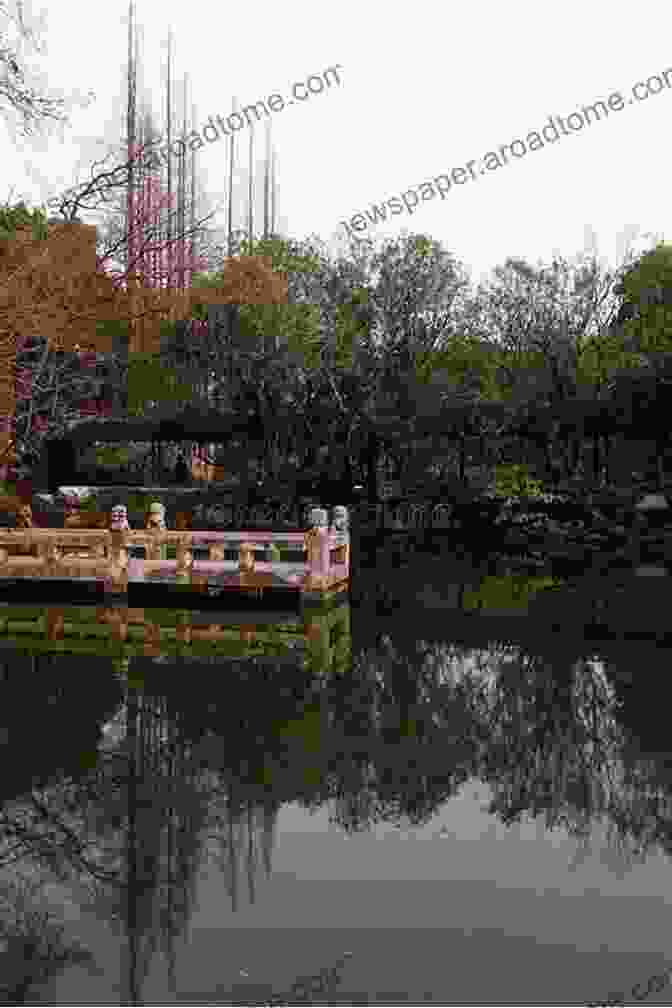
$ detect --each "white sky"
[1,0,671,290]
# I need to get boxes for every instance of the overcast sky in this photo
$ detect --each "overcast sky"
[1,0,671,289]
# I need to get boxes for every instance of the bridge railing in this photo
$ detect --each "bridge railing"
[0,528,350,582]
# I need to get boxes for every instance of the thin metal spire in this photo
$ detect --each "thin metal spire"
[248,119,254,249]
[227,98,237,257]
[263,118,270,239]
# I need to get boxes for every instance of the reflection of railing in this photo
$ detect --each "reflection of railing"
[0,599,351,668]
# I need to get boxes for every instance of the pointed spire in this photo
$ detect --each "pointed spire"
[125,0,138,350]
[190,101,197,293]
[227,97,237,257]
[248,119,254,249]
[269,133,277,237]
[165,27,173,311]
[263,118,271,239]
[178,72,188,291]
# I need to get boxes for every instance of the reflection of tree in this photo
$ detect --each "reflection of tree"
[5,637,672,1000]
[0,870,99,1003]
[604,758,672,865]
[91,685,215,1002]
[319,638,672,866]
[468,651,627,836]
[0,681,212,1003]
[0,655,123,806]
[203,780,279,913]
[318,644,478,831]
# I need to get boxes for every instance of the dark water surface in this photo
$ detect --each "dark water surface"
[2,550,672,1005]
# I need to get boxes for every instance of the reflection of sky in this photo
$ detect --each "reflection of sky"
[33,772,672,1006]
[135,783,672,1006]
[29,642,672,1006]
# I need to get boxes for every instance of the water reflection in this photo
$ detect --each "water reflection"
[1,589,672,1002]
[0,600,351,681]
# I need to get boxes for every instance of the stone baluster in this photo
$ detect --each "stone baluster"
[110,506,130,568]
[176,534,193,574]
[109,529,128,570]
[127,542,145,579]
[145,531,162,566]
[239,542,255,573]
[47,539,61,573]
[37,536,59,573]
[33,537,45,570]
[305,507,329,589]
[146,502,167,562]
[209,541,226,562]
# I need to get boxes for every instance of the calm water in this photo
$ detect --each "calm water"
[2,551,672,1006]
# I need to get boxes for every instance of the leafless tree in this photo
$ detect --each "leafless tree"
[43,140,225,295]
[0,0,95,140]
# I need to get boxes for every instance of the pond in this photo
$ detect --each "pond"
[1,545,672,1006]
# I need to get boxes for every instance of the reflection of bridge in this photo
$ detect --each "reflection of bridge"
[0,598,351,671]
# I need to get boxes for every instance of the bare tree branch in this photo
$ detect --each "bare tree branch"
[0,0,95,140]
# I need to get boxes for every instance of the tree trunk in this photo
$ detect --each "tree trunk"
[592,434,600,484]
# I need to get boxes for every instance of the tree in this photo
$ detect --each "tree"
[189,234,351,482]
[362,233,471,388]
[125,346,196,419]
[249,232,473,494]
[43,139,222,309]
[0,0,95,140]
[0,197,287,487]
[462,252,648,406]
[611,242,672,362]
[9,336,118,476]
[92,139,215,423]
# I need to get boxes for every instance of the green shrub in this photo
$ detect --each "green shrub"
[75,493,100,512]
[127,492,155,513]
[95,446,130,466]
[492,464,545,499]
[0,200,49,245]
[464,573,563,610]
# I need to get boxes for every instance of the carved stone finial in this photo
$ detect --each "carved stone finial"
[145,501,166,530]
[331,506,349,545]
[110,504,130,530]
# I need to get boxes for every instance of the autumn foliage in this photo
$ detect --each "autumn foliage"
[0,216,288,513]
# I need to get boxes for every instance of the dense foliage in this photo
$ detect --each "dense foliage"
[0,200,49,244]
[3,184,672,496]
